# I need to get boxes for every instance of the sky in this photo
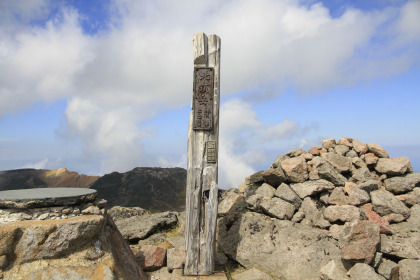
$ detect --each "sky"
[0,0,419,190]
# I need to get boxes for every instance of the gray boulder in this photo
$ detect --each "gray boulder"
[323,205,364,223]
[301,197,330,228]
[380,205,420,259]
[314,158,347,186]
[399,259,420,280]
[255,183,276,199]
[232,268,273,280]
[377,258,398,280]
[375,157,412,176]
[275,183,302,209]
[383,173,420,194]
[260,197,295,220]
[290,179,335,199]
[371,190,410,218]
[358,180,379,193]
[218,212,342,280]
[348,263,386,280]
[262,167,287,187]
[280,156,308,183]
[367,143,389,158]
[328,187,349,205]
[352,139,368,155]
[348,187,370,206]
[115,211,178,241]
[322,153,352,173]
[352,167,376,182]
[320,260,349,280]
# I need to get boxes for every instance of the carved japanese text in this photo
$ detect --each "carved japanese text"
[193,68,214,130]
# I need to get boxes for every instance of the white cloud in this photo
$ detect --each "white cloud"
[20,157,63,170]
[1,0,419,177]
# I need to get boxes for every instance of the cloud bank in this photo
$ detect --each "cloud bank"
[1,0,419,187]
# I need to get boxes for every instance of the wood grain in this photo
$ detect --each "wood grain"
[184,32,221,276]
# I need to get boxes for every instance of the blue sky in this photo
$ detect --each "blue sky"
[0,0,419,189]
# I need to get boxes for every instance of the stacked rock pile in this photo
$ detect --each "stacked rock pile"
[218,138,420,280]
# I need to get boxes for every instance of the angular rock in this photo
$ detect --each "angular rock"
[322,138,337,150]
[245,171,265,184]
[314,158,347,186]
[375,157,412,176]
[383,173,420,194]
[136,245,166,271]
[380,205,420,259]
[338,220,380,264]
[372,252,383,269]
[271,154,290,169]
[377,259,398,280]
[352,157,367,169]
[348,263,386,280]
[358,180,379,193]
[81,205,101,215]
[218,212,342,280]
[290,179,335,199]
[280,156,308,183]
[352,139,368,155]
[218,191,245,216]
[238,182,261,197]
[275,183,302,209]
[399,259,420,280]
[371,190,410,219]
[329,224,345,240]
[334,145,350,156]
[367,143,389,158]
[320,260,349,280]
[115,211,178,241]
[363,209,391,234]
[245,194,263,211]
[260,197,295,220]
[402,187,420,206]
[346,150,358,158]
[286,149,305,157]
[383,213,406,223]
[352,167,376,182]
[301,197,330,228]
[262,167,287,187]
[324,205,364,223]
[232,268,274,280]
[167,246,185,271]
[339,137,353,147]
[0,255,8,269]
[255,183,276,199]
[344,182,358,195]
[328,188,349,205]
[309,146,321,156]
[364,153,379,165]
[108,206,148,221]
[348,187,370,206]
[322,153,352,173]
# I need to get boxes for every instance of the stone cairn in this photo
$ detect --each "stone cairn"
[218,137,420,280]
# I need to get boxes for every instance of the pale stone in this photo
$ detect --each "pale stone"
[348,263,386,280]
[383,173,420,194]
[334,145,350,156]
[320,260,349,280]
[167,246,185,271]
[260,197,295,220]
[322,153,352,173]
[377,258,398,280]
[348,187,370,206]
[371,190,410,218]
[399,259,420,280]
[275,183,302,209]
[290,179,335,199]
[367,143,389,158]
[301,197,330,228]
[218,191,244,216]
[255,183,276,199]
[352,167,376,182]
[280,156,309,183]
[232,268,274,280]
[364,153,379,165]
[375,157,412,176]
[323,205,363,223]
[352,139,368,155]
[322,138,337,150]
[339,137,353,147]
[328,188,349,205]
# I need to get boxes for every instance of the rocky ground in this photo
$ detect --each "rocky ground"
[111,138,420,280]
[1,137,419,280]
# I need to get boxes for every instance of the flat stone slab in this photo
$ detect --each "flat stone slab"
[0,188,97,209]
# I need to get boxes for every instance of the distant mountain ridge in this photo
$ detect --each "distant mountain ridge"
[0,167,186,212]
[0,168,99,191]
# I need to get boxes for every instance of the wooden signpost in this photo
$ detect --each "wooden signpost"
[184,32,221,276]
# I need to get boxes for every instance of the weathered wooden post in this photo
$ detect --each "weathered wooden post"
[184,32,221,276]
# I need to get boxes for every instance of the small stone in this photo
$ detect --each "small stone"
[275,183,302,209]
[348,187,370,206]
[375,157,412,176]
[367,143,389,158]
[363,209,392,234]
[322,138,337,150]
[352,157,367,168]
[291,210,305,223]
[352,139,368,155]
[260,197,295,220]
[280,156,308,183]
[255,183,276,199]
[308,146,321,156]
[245,171,265,184]
[346,150,358,158]
[328,188,348,205]
[262,167,287,187]
[364,153,379,165]
[37,213,50,220]
[319,191,330,205]
[377,258,398,280]
[383,213,406,223]
[352,167,376,182]
[372,252,383,269]
[371,190,410,219]
[339,220,380,264]
[81,205,101,215]
[136,245,167,271]
[232,268,274,280]
[218,191,244,216]
[290,179,335,199]
[348,263,386,280]
[166,246,185,271]
[383,173,420,195]
[329,224,344,240]
[344,182,357,195]
[323,205,363,223]
[0,255,8,269]
[358,180,379,193]
[320,260,349,280]
[301,197,330,228]
[339,137,353,147]
[322,153,352,173]
[335,145,350,156]
[399,259,420,280]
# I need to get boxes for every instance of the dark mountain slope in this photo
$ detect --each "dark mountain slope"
[90,167,186,212]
